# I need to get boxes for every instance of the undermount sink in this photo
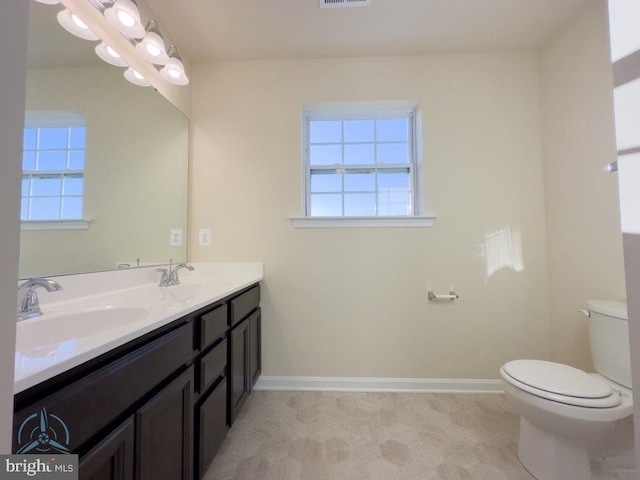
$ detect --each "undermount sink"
[16,303,151,353]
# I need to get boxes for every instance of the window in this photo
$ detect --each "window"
[21,111,86,228]
[305,108,417,218]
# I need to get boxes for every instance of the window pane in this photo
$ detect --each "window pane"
[20,198,28,221]
[310,145,342,165]
[38,128,68,149]
[344,144,374,165]
[377,143,409,164]
[23,151,36,170]
[344,120,374,143]
[344,194,376,216]
[310,121,341,144]
[377,118,409,142]
[23,129,37,150]
[38,151,67,171]
[69,127,86,149]
[32,176,62,196]
[345,169,375,192]
[378,192,411,216]
[68,151,85,170]
[61,197,82,219]
[63,175,83,195]
[378,169,410,190]
[30,197,60,220]
[21,178,30,196]
[310,170,342,192]
[310,194,342,216]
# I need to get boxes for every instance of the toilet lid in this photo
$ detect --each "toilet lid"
[502,360,621,407]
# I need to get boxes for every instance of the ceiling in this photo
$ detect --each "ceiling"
[28,0,594,68]
[145,0,594,63]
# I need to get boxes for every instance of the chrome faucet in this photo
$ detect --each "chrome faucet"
[157,260,195,287]
[17,278,63,321]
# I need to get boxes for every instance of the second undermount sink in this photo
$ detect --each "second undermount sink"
[16,302,151,353]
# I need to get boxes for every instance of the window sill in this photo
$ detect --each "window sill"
[290,216,437,228]
[21,220,91,231]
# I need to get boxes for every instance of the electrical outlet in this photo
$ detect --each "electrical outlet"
[170,229,183,247]
[199,228,212,246]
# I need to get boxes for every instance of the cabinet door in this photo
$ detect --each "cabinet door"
[249,309,261,389]
[196,379,228,479]
[79,417,134,480]
[229,319,249,425]
[136,367,193,480]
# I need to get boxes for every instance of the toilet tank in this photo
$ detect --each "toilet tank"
[587,300,631,388]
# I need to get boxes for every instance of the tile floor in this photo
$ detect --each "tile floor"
[204,391,536,480]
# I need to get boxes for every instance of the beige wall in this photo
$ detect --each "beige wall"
[540,0,625,370]
[0,0,28,453]
[20,66,189,277]
[190,53,552,379]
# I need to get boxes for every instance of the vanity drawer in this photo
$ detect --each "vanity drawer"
[200,305,228,350]
[12,322,193,453]
[198,341,227,393]
[230,285,260,327]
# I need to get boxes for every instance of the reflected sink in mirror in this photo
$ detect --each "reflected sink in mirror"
[16,302,151,354]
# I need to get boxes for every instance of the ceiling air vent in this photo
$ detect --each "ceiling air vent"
[319,0,372,9]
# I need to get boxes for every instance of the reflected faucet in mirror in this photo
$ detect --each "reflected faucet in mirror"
[157,260,195,287]
[17,278,63,321]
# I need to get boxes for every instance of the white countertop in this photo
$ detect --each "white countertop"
[14,263,263,394]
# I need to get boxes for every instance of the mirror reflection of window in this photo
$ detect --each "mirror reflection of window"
[22,111,85,222]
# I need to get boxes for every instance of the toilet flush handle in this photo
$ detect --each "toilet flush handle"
[579,309,590,317]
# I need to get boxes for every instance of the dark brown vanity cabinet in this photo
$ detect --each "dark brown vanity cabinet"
[13,282,261,480]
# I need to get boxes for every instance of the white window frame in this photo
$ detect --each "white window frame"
[21,111,89,231]
[292,101,436,228]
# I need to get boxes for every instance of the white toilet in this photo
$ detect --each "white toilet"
[500,300,636,480]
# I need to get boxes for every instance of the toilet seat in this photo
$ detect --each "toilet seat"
[501,360,622,408]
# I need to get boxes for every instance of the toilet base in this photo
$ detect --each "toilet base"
[517,417,637,480]
[518,417,591,480]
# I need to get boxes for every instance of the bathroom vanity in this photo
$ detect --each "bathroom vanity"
[11,264,262,480]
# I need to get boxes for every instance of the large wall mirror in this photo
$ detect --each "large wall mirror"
[20,1,189,279]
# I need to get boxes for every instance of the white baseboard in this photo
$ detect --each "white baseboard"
[254,376,504,394]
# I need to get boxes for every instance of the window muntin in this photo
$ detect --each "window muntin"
[305,111,416,217]
[22,113,86,222]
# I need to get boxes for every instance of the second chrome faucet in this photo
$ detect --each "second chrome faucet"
[157,260,195,287]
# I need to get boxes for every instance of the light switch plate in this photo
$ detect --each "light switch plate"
[170,229,183,247]
[199,228,212,246]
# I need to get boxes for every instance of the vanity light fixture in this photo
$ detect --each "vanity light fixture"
[104,0,145,39]
[95,42,128,67]
[124,66,150,87]
[159,46,189,85]
[135,20,170,65]
[33,0,189,88]
[57,9,100,41]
